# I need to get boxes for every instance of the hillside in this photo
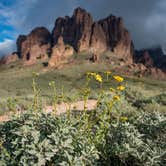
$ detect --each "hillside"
[0,52,165,115]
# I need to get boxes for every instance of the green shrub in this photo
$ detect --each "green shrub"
[0,112,99,165]
[0,72,165,166]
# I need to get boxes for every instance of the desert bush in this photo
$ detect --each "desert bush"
[0,72,165,165]
[0,112,99,165]
[133,93,166,112]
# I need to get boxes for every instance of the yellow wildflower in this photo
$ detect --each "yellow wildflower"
[95,74,102,83]
[117,85,125,91]
[86,72,94,75]
[113,95,120,101]
[120,116,128,122]
[113,75,124,82]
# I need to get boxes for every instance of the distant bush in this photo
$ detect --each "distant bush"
[133,93,166,110]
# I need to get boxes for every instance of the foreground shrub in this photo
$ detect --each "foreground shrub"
[0,110,165,165]
[0,112,99,165]
[0,72,165,165]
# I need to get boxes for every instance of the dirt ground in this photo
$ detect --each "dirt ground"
[0,100,97,123]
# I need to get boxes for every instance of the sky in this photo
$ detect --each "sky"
[0,0,166,56]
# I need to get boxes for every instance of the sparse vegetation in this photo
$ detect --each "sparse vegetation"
[0,68,165,165]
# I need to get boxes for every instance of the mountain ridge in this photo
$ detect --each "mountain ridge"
[0,7,165,79]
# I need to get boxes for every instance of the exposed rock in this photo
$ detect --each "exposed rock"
[0,52,19,65]
[135,47,166,72]
[137,63,147,71]
[98,16,134,63]
[52,7,134,62]
[17,27,51,64]
[89,22,107,53]
[136,51,154,67]
[142,67,166,80]
[49,36,74,67]
[16,35,27,58]
[89,53,99,63]
[52,7,93,52]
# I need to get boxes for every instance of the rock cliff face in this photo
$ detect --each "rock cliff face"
[52,7,93,52]
[98,16,134,62]
[49,36,74,67]
[52,7,134,62]
[16,7,134,66]
[17,27,51,65]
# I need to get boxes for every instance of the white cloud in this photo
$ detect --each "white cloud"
[0,39,15,56]
[0,0,39,30]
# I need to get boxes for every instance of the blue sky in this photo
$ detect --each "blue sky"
[0,0,166,56]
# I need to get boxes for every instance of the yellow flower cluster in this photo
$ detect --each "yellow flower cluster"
[95,74,102,83]
[113,75,124,82]
[87,72,102,83]
[113,95,120,101]
[117,85,125,91]
[86,72,96,76]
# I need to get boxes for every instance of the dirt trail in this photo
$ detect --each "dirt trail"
[0,100,97,123]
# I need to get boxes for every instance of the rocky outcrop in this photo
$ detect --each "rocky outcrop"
[135,51,154,67]
[52,7,134,62]
[89,22,107,53]
[17,27,51,65]
[15,7,134,66]
[52,7,93,52]
[48,36,74,67]
[0,52,19,65]
[98,16,134,63]
[138,67,166,80]
[135,47,166,72]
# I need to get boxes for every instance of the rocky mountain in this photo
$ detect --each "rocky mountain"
[0,52,19,65]
[0,7,165,79]
[135,47,166,72]
[52,7,134,63]
[13,7,134,66]
[17,27,51,65]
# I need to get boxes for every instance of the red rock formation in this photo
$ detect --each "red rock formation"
[136,51,154,67]
[90,22,107,53]
[135,47,166,72]
[52,7,134,63]
[17,27,51,64]
[52,7,93,52]
[49,36,74,67]
[0,52,19,65]
[98,16,134,62]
